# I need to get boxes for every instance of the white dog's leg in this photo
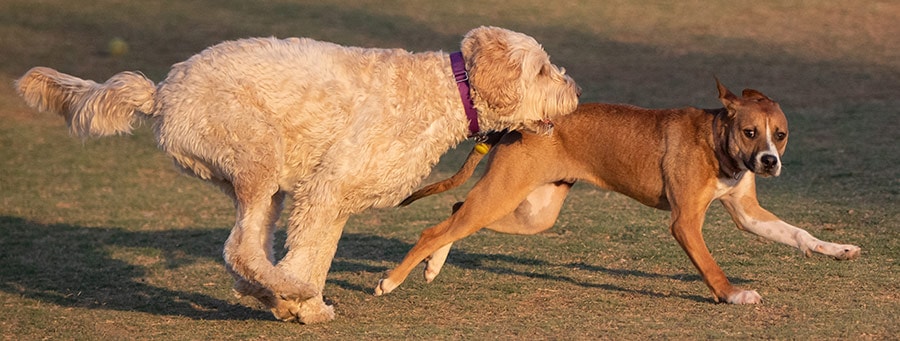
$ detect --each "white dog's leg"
[223,179,318,305]
[228,190,287,298]
[271,186,349,324]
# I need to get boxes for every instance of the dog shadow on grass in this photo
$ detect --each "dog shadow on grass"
[0,216,273,321]
[0,216,747,320]
[332,233,753,304]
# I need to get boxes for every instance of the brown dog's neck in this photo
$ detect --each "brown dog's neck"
[711,108,744,179]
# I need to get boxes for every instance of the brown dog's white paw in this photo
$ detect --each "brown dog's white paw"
[806,241,862,261]
[831,244,861,260]
[726,289,761,304]
[374,278,397,296]
[423,253,449,283]
[424,266,440,283]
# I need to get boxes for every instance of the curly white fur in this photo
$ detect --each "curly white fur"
[15,26,579,323]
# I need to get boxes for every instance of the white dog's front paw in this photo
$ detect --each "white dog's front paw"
[270,296,335,324]
[726,289,761,304]
[296,299,335,324]
[374,278,397,296]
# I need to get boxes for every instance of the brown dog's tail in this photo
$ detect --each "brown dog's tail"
[15,67,157,138]
[399,131,505,207]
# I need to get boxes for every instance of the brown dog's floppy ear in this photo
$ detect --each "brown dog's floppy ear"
[741,89,771,101]
[715,77,739,115]
[462,26,523,117]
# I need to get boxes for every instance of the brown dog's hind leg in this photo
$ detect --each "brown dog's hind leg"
[376,163,554,295]
[422,182,571,283]
[486,181,572,234]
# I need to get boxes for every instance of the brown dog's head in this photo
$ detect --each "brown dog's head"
[461,26,580,134]
[717,79,788,177]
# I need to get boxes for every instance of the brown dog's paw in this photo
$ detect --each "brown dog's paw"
[832,244,861,260]
[805,241,862,260]
[726,289,761,304]
[374,277,404,296]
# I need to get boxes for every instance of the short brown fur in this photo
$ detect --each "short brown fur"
[376,80,860,305]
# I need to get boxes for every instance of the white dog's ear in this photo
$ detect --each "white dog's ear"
[461,27,526,117]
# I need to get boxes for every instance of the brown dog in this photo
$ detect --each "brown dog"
[375,80,860,304]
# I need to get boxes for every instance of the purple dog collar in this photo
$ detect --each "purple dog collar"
[450,51,480,136]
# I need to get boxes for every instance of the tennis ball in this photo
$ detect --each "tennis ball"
[107,37,129,57]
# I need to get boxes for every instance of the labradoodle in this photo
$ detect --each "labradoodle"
[15,26,580,323]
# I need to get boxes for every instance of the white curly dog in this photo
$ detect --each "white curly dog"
[15,26,580,323]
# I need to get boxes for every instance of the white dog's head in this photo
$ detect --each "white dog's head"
[461,26,580,134]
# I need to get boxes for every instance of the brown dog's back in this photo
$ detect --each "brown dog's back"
[405,103,720,210]
[552,103,720,209]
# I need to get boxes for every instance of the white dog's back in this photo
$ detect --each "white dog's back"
[152,37,466,206]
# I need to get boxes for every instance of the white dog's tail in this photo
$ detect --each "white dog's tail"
[15,67,157,138]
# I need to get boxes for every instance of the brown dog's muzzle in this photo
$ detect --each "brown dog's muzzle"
[749,153,782,177]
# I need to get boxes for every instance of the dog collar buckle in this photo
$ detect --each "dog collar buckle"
[453,68,469,83]
[450,51,480,136]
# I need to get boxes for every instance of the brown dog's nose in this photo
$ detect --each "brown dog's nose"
[761,155,778,169]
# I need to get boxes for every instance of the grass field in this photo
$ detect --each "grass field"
[1,0,897,339]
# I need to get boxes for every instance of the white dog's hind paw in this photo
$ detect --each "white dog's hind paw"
[726,289,761,304]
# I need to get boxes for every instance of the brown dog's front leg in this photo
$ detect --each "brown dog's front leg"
[719,175,861,260]
[669,209,761,304]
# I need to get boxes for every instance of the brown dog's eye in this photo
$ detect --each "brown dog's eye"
[743,129,756,139]
[775,132,787,141]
